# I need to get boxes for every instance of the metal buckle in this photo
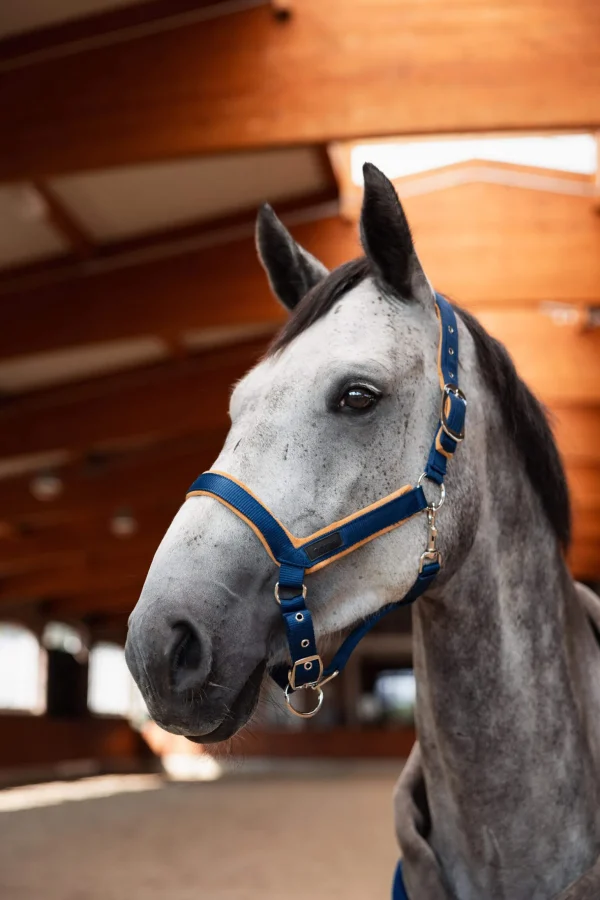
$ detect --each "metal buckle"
[288,654,323,691]
[440,383,467,442]
[274,582,307,606]
[284,684,324,718]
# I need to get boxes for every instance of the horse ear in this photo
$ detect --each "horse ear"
[256,204,329,312]
[360,163,432,305]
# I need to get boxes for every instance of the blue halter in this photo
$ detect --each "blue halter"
[186,293,466,717]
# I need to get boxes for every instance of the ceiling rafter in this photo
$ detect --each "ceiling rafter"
[0,0,270,67]
[0,554,152,605]
[1,182,600,367]
[0,337,267,459]
[0,429,228,525]
[1,1,600,179]
[31,180,95,260]
[0,514,174,576]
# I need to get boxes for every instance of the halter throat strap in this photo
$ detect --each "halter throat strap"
[185,293,466,714]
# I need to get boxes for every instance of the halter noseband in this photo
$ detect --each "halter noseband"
[186,293,466,717]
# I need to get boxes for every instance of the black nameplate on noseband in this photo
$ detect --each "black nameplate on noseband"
[305,532,343,561]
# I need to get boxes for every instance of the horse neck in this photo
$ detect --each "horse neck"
[411,423,600,900]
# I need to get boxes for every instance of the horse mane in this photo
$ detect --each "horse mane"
[268,258,571,547]
[453,304,570,547]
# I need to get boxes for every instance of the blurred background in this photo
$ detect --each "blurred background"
[0,1,599,898]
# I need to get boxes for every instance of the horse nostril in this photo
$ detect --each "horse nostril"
[169,622,207,692]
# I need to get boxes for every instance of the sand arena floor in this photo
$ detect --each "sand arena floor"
[0,767,401,900]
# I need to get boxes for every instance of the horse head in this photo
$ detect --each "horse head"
[125,164,480,741]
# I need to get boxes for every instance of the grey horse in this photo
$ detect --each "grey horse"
[126,164,600,899]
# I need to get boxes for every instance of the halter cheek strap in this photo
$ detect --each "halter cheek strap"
[425,296,466,484]
[185,294,466,717]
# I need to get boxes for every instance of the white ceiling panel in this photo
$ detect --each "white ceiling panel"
[0,337,169,394]
[0,185,68,269]
[0,1,147,39]
[351,134,598,184]
[49,148,329,242]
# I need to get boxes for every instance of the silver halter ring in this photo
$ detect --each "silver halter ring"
[274,582,307,606]
[417,472,446,512]
[284,684,324,718]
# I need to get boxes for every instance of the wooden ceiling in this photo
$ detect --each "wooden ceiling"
[0,0,598,634]
[1,0,600,178]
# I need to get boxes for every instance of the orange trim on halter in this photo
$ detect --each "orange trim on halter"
[435,300,446,391]
[185,490,280,566]
[306,508,424,573]
[434,430,452,459]
[186,470,416,574]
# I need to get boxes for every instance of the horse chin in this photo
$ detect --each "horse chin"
[186,660,266,745]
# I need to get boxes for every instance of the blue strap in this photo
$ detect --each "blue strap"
[302,487,428,566]
[424,295,466,484]
[278,562,305,592]
[269,562,440,690]
[321,561,439,681]
[187,471,299,562]
[436,293,460,384]
[392,861,410,900]
[279,592,321,688]
[188,473,429,571]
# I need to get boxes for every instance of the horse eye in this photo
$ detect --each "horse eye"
[338,386,380,413]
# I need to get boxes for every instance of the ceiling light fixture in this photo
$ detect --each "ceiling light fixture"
[29,470,63,501]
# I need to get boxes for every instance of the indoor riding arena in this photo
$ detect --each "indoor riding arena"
[0,4,599,900]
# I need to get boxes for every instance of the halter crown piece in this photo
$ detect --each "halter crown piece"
[186,294,466,717]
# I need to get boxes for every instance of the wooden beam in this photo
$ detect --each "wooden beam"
[0,187,336,288]
[0,554,151,604]
[0,214,346,361]
[3,179,600,362]
[1,1,600,179]
[31,181,95,260]
[49,587,143,618]
[0,715,145,772]
[402,181,600,309]
[550,406,600,465]
[0,1,244,64]
[595,132,600,208]
[572,509,600,543]
[567,463,600,511]
[0,512,174,574]
[0,339,266,459]
[0,430,228,526]
[568,541,600,582]
[475,309,600,404]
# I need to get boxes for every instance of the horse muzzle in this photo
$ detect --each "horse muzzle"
[125,608,265,739]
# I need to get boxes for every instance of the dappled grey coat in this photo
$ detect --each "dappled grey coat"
[396,582,600,900]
